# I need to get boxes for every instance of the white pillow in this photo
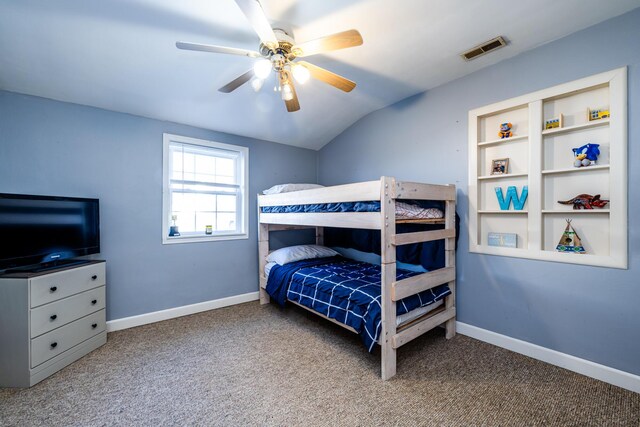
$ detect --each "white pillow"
[262,183,324,195]
[266,245,339,265]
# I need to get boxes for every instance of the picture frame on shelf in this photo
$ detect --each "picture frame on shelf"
[488,232,518,248]
[491,158,509,175]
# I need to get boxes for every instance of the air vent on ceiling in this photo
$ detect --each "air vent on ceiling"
[461,36,507,61]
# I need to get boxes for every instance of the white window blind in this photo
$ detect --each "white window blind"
[162,134,248,243]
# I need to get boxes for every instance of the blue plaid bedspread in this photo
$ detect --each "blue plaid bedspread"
[266,257,451,352]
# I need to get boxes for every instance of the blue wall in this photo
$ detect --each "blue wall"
[318,9,640,375]
[0,91,317,321]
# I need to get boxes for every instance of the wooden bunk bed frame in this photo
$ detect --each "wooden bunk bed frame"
[257,176,456,380]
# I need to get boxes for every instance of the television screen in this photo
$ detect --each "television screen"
[0,194,100,270]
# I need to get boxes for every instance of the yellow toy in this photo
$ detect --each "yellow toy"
[498,122,513,139]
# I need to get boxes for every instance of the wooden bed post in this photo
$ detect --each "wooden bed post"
[380,176,397,380]
[315,227,324,246]
[258,205,270,304]
[444,192,456,339]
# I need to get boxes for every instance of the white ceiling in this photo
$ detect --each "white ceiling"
[1,0,638,150]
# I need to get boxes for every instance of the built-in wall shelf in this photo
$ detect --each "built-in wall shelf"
[542,165,610,175]
[478,134,528,147]
[541,209,610,214]
[541,118,609,136]
[478,210,528,214]
[478,173,529,180]
[469,67,627,269]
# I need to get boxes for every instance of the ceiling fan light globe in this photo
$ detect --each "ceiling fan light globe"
[281,83,294,101]
[251,78,265,92]
[253,59,272,79]
[292,64,311,84]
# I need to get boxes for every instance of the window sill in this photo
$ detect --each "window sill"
[162,233,248,245]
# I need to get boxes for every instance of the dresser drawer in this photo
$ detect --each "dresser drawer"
[30,263,105,307]
[31,309,105,368]
[30,286,105,338]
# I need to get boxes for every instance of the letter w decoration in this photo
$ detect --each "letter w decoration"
[495,186,528,210]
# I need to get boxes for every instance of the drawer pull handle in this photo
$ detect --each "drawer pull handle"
[50,342,58,349]
[91,275,98,280]
[91,323,98,329]
[50,314,57,321]
[50,286,58,292]
[91,299,98,305]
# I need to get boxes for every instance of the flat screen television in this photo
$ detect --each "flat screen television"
[0,193,100,271]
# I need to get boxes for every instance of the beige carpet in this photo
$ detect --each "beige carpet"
[1,301,638,426]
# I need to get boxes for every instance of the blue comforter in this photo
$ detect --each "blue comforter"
[266,257,451,352]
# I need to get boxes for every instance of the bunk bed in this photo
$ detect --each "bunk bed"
[257,176,456,380]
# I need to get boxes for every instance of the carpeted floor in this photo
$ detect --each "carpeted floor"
[1,302,638,427]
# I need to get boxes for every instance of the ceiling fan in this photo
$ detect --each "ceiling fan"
[176,0,363,112]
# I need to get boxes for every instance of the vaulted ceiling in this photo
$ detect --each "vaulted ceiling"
[1,0,638,150]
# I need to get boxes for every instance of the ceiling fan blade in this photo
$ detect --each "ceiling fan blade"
[234,0,279,50]
[292,29,363,58]
[219,69,254,93]
[297,61,356,92]
[176,41,262,58]
[280,70,300,112]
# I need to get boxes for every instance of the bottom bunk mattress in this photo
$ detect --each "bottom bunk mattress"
[265,256,451,352]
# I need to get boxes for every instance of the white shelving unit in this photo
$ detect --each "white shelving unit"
[468,67,627,268]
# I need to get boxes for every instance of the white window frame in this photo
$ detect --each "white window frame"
[162,133,249,244]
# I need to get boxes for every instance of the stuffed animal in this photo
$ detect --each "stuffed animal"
[572,143,600,167]
[498,122,513,139]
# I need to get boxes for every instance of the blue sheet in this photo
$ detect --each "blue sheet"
[261,201,381,214]
[260,200,458,271]
[266,256,451,352]
[260,199,444,214]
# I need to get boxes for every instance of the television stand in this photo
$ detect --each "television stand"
[5,259,91,274]
[0,260,106,388]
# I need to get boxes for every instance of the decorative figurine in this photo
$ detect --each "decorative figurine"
[556,219,585,253]
[588,108,610,121]
[557,194,609,210]
[572,143,600,167]
[169,214,181,237]
[545,114,563,130]
[495,185,528,210]
[498,122,513,139]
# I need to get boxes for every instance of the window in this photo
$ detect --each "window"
[162,134,248,244]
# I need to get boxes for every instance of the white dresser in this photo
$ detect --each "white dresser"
[0,261,107,388]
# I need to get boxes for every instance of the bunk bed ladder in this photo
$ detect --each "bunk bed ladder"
[386,180,458,369]
[380,176,397,380]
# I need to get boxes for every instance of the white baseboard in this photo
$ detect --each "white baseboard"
[106,292,259,333]
[456,321,640,394]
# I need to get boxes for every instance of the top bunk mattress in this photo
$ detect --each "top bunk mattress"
[261,200,443,221]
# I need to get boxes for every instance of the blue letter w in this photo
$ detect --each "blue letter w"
[495,186,528,210]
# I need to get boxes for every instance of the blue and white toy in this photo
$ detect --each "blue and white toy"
[572,143,600,168]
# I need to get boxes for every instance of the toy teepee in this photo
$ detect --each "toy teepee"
[556,219,585,253]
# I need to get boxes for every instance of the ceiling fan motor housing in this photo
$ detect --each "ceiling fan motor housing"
[260,28,296,58]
